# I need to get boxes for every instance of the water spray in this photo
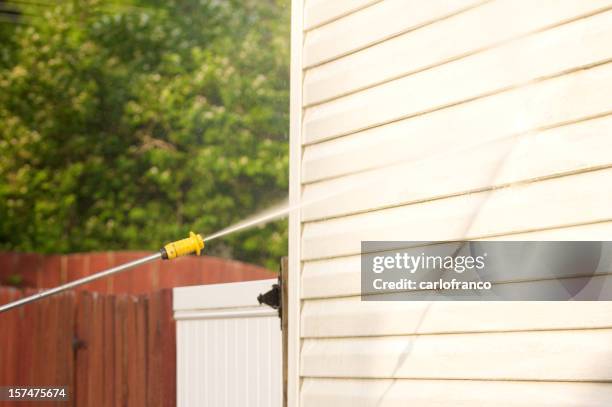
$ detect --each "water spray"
[204,199,290,242]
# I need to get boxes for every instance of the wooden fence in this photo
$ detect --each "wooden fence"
[0,251,276,295]
[0,286,176,406]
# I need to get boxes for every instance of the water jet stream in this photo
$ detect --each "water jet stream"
[202,118,548,242]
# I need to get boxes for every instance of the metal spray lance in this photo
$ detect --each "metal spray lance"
[0,232,205,313]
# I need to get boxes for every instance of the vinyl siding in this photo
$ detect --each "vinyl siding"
[289,0,612,405]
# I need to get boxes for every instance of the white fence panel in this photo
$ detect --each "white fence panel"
[174,279,282,407]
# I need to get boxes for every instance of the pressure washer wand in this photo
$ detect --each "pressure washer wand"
[0,231,205,314]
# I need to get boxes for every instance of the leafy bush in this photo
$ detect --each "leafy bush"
[0,0,289,269]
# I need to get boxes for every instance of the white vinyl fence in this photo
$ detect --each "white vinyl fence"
[174,279,282,407]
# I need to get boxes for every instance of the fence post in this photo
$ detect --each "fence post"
[280,257,288,407]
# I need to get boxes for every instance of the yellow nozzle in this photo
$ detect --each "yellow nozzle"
[161,231,205,260]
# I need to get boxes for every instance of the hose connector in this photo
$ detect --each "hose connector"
[161,231,205,260]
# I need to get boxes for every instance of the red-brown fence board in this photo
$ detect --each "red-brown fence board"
[146,292,162,407]
[74,291,90,407]
[40,255,62,289]
[90,293,105,404]
[113,295,128,407]
[66,255,86,291]
[13,254,43,288]
[0,287,177,406]
[0,289,18,387]
[58,291,75,407]
[0,251,275,295]
[126,297,139,406]
[159,290,176,407]
[17,289,37,387]
[112,252,151,294]
[102,295,115,407]
[0,255,13,280]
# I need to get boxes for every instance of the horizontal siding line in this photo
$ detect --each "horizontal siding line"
[299,218,612,264]
[300,328,612,381]
[301,325,612,340]
[303,0,385,33]
[300,160,612,222]
[302,0,490,70]
[302,58,612,148]
[299,376,612,384]
[301,161,612,226]
[301,110,612,186]
[300,329,612,382]
[300,271,612,303]
[302,5,612,108]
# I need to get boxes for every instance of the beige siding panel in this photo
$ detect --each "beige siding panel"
[301,329,612,380]
[302,169,612,260]
[302,255,359,299]
[302,299,612,338]
[301,378,612,407]
[303,0,483,68]
[296,0,612,404]
[304,1,612,106]
[302,115,612,222]
[302,63,612,184]
[303,0,381,31]
[303,29,612,145]
[302,221,612,299]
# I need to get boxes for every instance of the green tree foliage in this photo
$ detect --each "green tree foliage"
[0,0,289,269]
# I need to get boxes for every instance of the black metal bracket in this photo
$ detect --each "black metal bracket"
[257,258,287,328]
[257,276,282,320]
[258,282,280,310]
